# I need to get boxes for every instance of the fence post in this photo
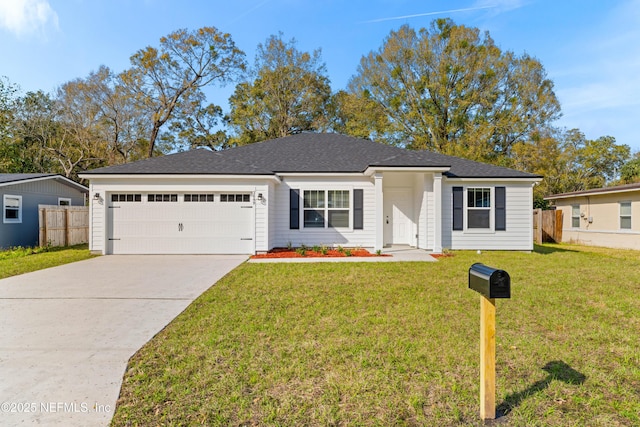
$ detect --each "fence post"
[42,208,48,247]
[65,208,71,246]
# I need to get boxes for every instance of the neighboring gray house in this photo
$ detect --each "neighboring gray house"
[0,174,88,248]
[80,133,541,255]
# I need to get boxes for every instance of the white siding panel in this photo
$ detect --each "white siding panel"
[272,176,376,248]
[442,181,534,250]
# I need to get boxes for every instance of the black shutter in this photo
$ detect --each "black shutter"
[453,187,463,231]
[290,189,299,229]
[495,187,506,231]
[353,189,363,230]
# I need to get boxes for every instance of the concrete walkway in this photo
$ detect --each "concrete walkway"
[0,255,246,427]
[248,246,437,263]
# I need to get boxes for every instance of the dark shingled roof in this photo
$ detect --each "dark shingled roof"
[83,133,540,179]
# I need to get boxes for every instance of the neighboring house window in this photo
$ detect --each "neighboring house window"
[302,190,350,229]
[467,188,491,229]
[3,195,21,223]
[58,198,71,206]
[112,194,142,202]
[571,205,580,228]
[620,202,632,230]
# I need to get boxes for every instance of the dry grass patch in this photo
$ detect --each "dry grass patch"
[112,244,640,426]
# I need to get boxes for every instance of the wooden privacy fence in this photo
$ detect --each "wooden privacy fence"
[39,205,89,247]
[533,208,563,244]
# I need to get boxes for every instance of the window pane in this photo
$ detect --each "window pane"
[572,205,580,217]
[328,210,349,227]
[119,194,126,202]
[621,216,631,229]
[243,194,250,202]
[207,194,214,202]
[572,217,580,228]
[126,194,134,202]
[620,202,631,216]
[134,194,141,202]
[328,190,349,208]
[148,194,154,202]
[304,210,324,228]
[184,195,191,202]
[468,188,490,208]
[5,198,19,207]
[5,208,18,219]
[468,210,490,228]
[304,190,324,208]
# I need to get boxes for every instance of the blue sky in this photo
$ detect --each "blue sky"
[1,0,639,152]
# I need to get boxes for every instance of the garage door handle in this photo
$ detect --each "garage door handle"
[240,238,253,240]
[178,223,183,232]
[108,238,121,241]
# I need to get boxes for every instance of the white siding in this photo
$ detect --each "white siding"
[272,176,376,248]
[442,181,534,250]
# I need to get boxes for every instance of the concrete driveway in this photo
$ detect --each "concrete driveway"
[0,255,246,427]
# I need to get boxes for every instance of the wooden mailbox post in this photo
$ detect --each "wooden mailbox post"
[469,263,510,420]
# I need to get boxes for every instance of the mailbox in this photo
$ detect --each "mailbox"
[468,263,510,299]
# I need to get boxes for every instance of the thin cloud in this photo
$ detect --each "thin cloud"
[361,5,495,24]
[229,0,271,25]
[0,0,59,37]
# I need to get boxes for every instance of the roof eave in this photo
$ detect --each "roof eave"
[363,166,451,176]
[78,173,282,183]
[445,176,543,182]
[0,174,88,192]
[545,186,640,200]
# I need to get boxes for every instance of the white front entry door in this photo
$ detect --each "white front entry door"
[383,189,413,246]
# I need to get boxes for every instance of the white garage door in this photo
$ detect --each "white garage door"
[108,193,254,254]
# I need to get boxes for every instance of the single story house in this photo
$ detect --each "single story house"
[545,182,640,250]
[0,174,88,248]
[79,133,541,255]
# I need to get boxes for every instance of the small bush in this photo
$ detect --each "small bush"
[312,245,320,253]
[345,249,352,257]
[296,247,307,257]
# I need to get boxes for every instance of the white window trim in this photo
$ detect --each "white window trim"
[3,194,22,224]
[301,188,353,230]
[620,201,632,230]
[464,187,494,233]
[58,197,71,206]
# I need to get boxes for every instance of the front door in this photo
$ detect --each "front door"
[383,189,412,246]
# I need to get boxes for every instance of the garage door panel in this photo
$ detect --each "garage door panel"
[109,194,254,254]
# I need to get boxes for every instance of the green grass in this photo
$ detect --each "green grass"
[0,244,96,279]
[112,244,640,426]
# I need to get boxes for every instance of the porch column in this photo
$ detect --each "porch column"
[433,173,443,253]
[374,173,383,251]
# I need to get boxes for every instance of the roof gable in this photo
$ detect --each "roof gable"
[82,133,540,179]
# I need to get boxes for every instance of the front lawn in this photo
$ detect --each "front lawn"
[112,244,640,426]
[0,244,96,279]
